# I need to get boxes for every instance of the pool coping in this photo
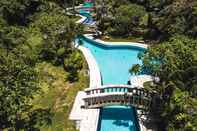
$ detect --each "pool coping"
[69,42,101,131]
[68,5,101,131]
[66,5,90,24]
[83,34,148,49]
[78,45,101,131]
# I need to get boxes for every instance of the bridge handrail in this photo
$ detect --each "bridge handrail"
[84,86,152,98]
[83,92,151,99]
[83,93,152,110]
[84,84,133,91]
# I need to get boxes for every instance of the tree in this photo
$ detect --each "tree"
[64,50,83,82]
[129,64,141,75]
[0,0,42,25]
[31,12,84,65]
[0,0,85,130]
[110,4,148,37]
[0,52,52,130]
[136,35,197,130]
[0,26,25,55]
[148,0,197,40]
[98,0,196,41]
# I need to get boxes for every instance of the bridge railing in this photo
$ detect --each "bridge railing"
[83,92,151,110]
[83,85,153,110]
[84,85,152,98]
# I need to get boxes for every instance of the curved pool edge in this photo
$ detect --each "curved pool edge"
[76,45,101,131]
[83,34,148,49]
[79,35,151,131]
[77,45,102,88]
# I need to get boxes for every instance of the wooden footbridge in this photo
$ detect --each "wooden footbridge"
[82,85,153,110]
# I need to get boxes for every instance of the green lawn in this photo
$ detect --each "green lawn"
[101,35,144,43]
[32,60,89,131]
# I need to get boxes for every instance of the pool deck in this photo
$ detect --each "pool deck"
[69,45,101,131]
[130,75,154,88]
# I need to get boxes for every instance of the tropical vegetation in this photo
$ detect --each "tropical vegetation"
[137,36,197,131]
[0,0,196,131]
[0,0,86,130]
[120,1,197,130]
[96,0,196,42]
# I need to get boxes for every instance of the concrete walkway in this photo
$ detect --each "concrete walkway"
[69,45,101,131]
[130,75,154,88]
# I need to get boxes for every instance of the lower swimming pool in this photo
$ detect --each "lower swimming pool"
[76,36,145,131]
[98,106,139,131]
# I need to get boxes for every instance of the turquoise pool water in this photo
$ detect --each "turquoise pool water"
[97,106,139,131]
[79,2,94,25]
[78,37,145,85]
[76,36,145,131]
[79,9,94,25]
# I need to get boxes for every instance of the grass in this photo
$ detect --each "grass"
[70,15,81,22]
[32,58,89,131]
[100,35,144,43]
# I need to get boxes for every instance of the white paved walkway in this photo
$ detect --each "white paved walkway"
[69,45,101,131]
[130,75,154,88]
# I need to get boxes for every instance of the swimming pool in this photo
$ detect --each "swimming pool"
[98,106,139,131]
[77,36,145,85]
[79,9,94,25]
[76,36,145,131]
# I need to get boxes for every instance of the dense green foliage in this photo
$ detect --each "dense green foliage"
[109,4,147,36]
[114,1,197,130]
[1,0,197,130]
[133,36,197,130]
[0,52,52,130]
[98,1,197,129]
[0,0,84,130]
[97,0,197,41]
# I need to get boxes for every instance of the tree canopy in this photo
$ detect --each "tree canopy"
[98,0,197,41]
[134,36,197,130]
[0,0,84,130]
[110,4,148,37]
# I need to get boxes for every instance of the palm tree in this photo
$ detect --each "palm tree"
[78,39,83,45]
[130,64,141,75]
[168,66,197,93]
